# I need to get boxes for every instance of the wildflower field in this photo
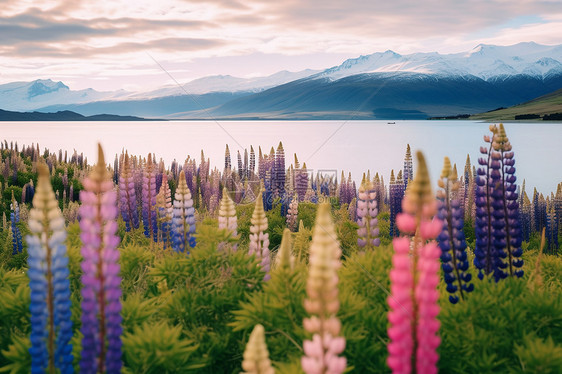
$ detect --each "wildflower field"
[0,124,561,373]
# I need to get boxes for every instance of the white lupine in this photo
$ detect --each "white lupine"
[249,191,270,281]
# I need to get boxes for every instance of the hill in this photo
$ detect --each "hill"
[471,88,562,121]
[0,109,153,121]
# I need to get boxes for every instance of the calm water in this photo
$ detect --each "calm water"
[1,120,560,193]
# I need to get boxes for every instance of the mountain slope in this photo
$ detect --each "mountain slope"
[172,72,562,119]
[471,88,562,121]
[38,91,251,118]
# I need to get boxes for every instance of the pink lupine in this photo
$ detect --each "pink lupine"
[387,151,441,374]
[302,203,346,374]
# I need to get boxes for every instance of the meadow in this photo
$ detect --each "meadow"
[0,123,561,373]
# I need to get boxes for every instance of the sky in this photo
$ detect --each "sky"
[1,0,562,92]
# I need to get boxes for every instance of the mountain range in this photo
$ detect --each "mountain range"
[2,42,562,120]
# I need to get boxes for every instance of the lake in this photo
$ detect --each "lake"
[0,120,560,194]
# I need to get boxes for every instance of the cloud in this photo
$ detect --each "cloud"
[0,0,560,90]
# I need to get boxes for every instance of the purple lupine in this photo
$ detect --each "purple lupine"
[156,173,173,249]
[225,144,232,171]
[237,150,243,180]
[118,152,139,231]
[403,144,413,188]
[249,146,256,177]
[142,154,158,241]
[437,157,474,304]
[389,170,405,237]
[474,124,523,281]
[356,179,380,250]
[295,161,308,202]
[79,144,122,374]
[545,201,558,254]
[273,142,286,199]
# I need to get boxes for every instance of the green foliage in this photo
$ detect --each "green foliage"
[266,203,286,250]
[0,334,30,374]
[231,264,308,362]
[377,211,391,246]
[122,321,202,373]
[297,202,316,229]
[514,334,562,373]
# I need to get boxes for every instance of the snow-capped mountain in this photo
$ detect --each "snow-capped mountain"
[0,79,128,111]
[3,42,561,119]
[131,69,320,98]
[311,42,562,82]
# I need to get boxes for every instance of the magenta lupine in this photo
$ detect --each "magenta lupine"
[79,144,122,374]
[302,203,346,374]
[387,151,441,374]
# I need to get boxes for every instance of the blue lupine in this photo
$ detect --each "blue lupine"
[437,157,474,304]
[172,170,196,253]
[10,192,23,254]
[27,163,73,373]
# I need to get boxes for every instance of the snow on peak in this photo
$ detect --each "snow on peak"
[313,42,562,82]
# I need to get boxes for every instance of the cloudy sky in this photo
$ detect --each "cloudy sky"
[1,0,561,91]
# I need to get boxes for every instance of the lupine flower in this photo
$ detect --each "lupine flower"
[142,154,158,241]
[218,186,238,250]
[241,324,275,374]
[295,161,308,202]
[273,142,286,199]
[276,228,294,271]
[286,194,299,232]
[356,178,380,250]
[155,173,173,249]
[118,152,140,231]
[389,170,405,237]
[545,201,558,254]
[79,144,122,374]
[520,191,532,243]
[387,151,441,374]
[302,203,346,374]
[27,163,73,374]
[171,170,196,253]
[403,144,413,188]
[10,192,23,254]
[436,157,474,304]
[249,190,271,281]
[474,124,523,281]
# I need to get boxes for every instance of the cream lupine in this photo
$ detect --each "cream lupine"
[241,324,275,374]
[302,203,346,374]
[249,191,270,280]
[218,187,238,250]
[387,151,442,374]
[276,228,294,271]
